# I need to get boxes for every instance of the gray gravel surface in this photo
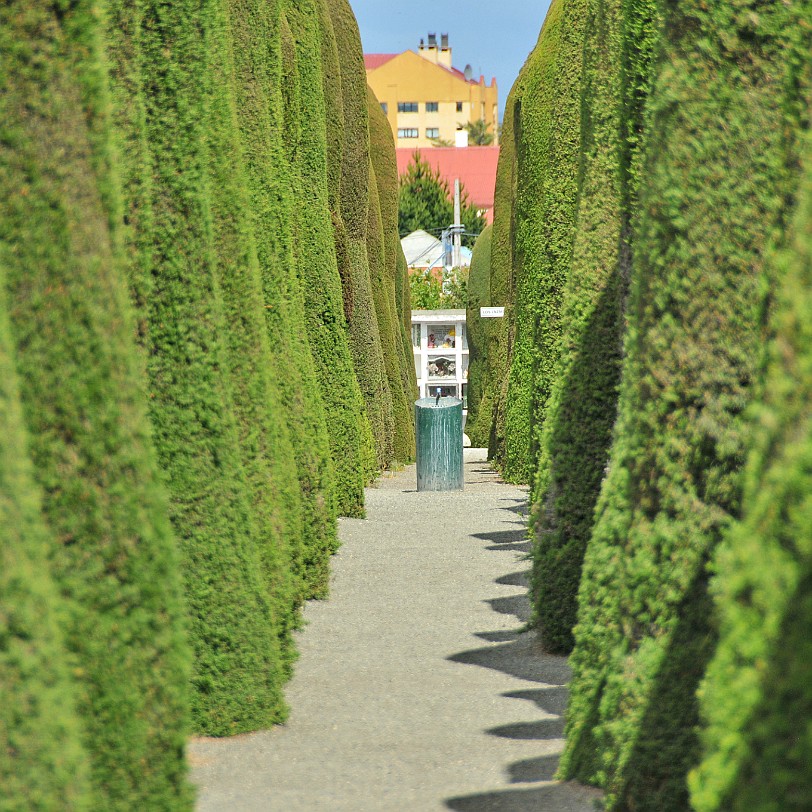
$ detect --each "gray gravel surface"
[189,449,602,811]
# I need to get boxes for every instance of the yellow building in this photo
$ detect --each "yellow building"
[365,34,498,150]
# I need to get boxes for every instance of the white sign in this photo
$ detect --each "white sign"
[480,307,505,318]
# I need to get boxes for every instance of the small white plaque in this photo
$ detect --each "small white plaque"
[480,306,505,318]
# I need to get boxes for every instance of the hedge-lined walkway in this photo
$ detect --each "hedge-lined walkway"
[189,449,600,810]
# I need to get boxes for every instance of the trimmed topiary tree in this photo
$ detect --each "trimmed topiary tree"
[561,1,812,807]
[0,276,92,811]
[226,0,339,597]
[368,87,416,463]
[529,0,659,654]
[115,0,300,734]
[500,0,588,484]
[0,0,192,802]
[689,132,812,812]
[485,76,522,465]
[282,0,370,518]
[465,224,494,447]
[328,0,394,471]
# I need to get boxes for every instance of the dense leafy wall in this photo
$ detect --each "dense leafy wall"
[499,0,587,484]
[465,224,494,447]
[228,0,338,600]
[111,0,297,735]
[282,0,370,518]
[484,79,521,464]
[0,0,191,804]
[561,2,811,808]
[530,0,659,654]
[689,135,812,812]
[368,88,416,462]
[0,278,91,810]
[328,0,395,471]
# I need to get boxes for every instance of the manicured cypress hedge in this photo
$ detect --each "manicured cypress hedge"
[499,0,587,484]
[0,0,191,803]
[328,0,395,471]
[485,78,522,464]
[561,1,812,807]
[113,0,297,734]
[465,224,494,447]
[0,280,91,811]
[368,88,416,463]
[689,135,812,812]
[529,0,658,654]
[364,158,396,465]
[282,0,370,518]
[226,0,339,596]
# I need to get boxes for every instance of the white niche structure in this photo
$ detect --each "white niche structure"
[411,309,469,414]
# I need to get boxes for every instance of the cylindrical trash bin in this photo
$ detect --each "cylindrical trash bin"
[415,396,464,491]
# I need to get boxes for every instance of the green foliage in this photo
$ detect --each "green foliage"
[506,0,589,485]
[0,0,191,803]
[0,278,92,811]
[562,1,812,807]
[227,0,338,599]
[368,88,416,462]
[409,266,469,310]
[328,0,395,472]
[530,0,658,654]
[485,81,522,465]
[398,152,486,248]
[112,0,298,735]
[689,135,812,812]
[465,224,494,447]
[282,0,370,518]
[465,118,495,146]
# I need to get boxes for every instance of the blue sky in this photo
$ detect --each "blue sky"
[349,0,552,120]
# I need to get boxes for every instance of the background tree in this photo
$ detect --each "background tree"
[465,118,495,145]
[398,153,485,248]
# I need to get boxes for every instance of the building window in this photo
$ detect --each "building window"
[425,101,439,113]
[398,101,418,113]
[426,128,440,139]
[398,128,419,139]
[456,101,464,112]
[380,102,388,114]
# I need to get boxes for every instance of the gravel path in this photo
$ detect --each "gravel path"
[189,448,601,811]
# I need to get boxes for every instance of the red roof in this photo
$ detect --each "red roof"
[396,147,500,223]
[364,53,398,70]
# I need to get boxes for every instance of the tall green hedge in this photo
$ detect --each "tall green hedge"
[561,1,812,807]
[485,78,522,464]
[368,88,416,463]
[226,0,339,597]
[0,0,191,803]
[112,0,298,735]
[327,0,395,472]
[0,277,91,811]
[282,0,370,518]
[499,0,587,484]
[465,224,494,447]
[689,133,812,812]
[529,0,659,654]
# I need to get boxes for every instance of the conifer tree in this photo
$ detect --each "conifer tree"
[109,0,299,733]
[0,0,191,802]
[500,0,588,484]
[282,0,371,518]
[562,2,812,806]
[368,88,416,462]
[0,278,91,811]
[327,0,395,471]
[690,133,812,812]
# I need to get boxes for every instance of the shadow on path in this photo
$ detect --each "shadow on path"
[443,509,602,812]
[446,782,601,811]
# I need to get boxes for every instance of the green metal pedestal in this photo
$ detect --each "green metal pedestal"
[415,397,464,491]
